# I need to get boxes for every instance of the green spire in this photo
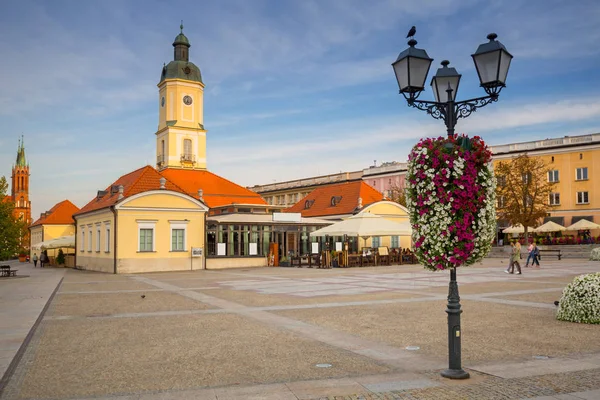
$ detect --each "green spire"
[15,135,27,167]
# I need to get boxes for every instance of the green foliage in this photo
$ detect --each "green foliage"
[56,249,66,265]
[556,273,600,324]
[0,176,26,260]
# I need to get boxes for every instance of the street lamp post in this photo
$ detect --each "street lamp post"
[392,32,512,380]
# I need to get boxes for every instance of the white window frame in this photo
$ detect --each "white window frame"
[105,222,111,252]
[548,170,559,183]
[391,236,399,248]
[576,167,588,181]
[576,191,589,204]
[87,225,93,252]
[80,226,85,252]
[170,221,188,252]
[138,221,156,252]
[497,196,505,208]
[95,224,101,252]
[549,192,560,206]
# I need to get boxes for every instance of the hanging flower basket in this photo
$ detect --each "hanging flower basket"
[406,135,496,271]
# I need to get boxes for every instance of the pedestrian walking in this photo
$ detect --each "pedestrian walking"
[531,242,540,268]
[40,251,47,268]
[525,242,534,267]
[33,253,38,268]
[505,241,522,274]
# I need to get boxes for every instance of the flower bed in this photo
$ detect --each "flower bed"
[556,273,600,324]
[406,135,496,271]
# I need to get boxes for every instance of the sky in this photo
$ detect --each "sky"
[1,0,600,220]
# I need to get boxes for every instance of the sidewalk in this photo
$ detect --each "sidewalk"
[0,260,65,388]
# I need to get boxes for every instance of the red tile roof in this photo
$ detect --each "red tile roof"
[285,181,383,217]
[75,166,266,217]
[75,166,187,216]
[30,200,80,227]
[160,168,267,208]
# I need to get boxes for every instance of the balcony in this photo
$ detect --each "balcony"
[180,153,196,164]
[156,154,165,166]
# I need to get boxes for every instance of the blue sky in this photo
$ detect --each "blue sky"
[2,0,600,219]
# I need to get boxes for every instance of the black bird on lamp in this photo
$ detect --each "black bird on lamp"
[406,26,416,39]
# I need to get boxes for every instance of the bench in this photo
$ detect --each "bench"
[0,265,18,277]
[538,249,562,260]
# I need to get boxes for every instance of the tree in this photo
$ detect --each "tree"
[495,154,556,242]
[388,184,407,207]
[0,176,26,260]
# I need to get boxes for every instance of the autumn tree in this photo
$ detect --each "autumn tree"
[495,154,556,241]
[0,176,25,260]
[388,184,407,207]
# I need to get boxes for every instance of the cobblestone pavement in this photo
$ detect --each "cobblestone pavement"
[308,368,600,399]
[1,259,600,400]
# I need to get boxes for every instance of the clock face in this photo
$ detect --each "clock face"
[161,96,165,107]
[183,95,193,105]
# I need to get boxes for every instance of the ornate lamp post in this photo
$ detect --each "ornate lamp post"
[392,33,512,379]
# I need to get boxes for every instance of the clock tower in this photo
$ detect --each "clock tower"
[156,24,207,171]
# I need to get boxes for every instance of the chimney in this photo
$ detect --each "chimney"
[197,188,204,202]
[357,197,363,209]
[117,185,124,200]
[40,212,44,219]
[159,177,166,189]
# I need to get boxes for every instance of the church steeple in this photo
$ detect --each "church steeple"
[11,135,32,227]
[173,22,190,62]
[15,135,27,167]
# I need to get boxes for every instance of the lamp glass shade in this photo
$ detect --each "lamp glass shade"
[392,41,433,94]
[472,34,513,89]
[431,62,461,102]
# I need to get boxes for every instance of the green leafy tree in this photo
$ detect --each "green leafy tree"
[0,176,26,260]
[495,155,556,242]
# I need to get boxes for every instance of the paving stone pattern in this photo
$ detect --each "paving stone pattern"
[2,259,600,400]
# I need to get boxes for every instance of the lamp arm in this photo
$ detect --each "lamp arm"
[406,99,447,122]
[453,94,498,121]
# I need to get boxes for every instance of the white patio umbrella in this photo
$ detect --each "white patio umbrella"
[533,221,566,233]
[565,219,600,231]
[502,224,534,234]
[309,212,412,245]
[40,235,76,249]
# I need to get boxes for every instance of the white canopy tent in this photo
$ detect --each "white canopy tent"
[502,224,534,234]
[32,235,76,251]
[309,213,412,246]
[533,221,566,233]
[565,219,600,231]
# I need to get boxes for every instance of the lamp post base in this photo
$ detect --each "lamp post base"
[441,368,470,380]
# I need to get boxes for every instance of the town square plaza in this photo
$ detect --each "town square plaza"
[1,259,600,400]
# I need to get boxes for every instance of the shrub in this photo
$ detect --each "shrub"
[56,249,65,265]
[590,248,600,261]
[556,273,600,324]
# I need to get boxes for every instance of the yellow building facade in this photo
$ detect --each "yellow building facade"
[75,176,209,274]
[359,201,412,250]
[491,133,600,231]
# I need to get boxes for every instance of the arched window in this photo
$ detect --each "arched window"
[20,196,24,207]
